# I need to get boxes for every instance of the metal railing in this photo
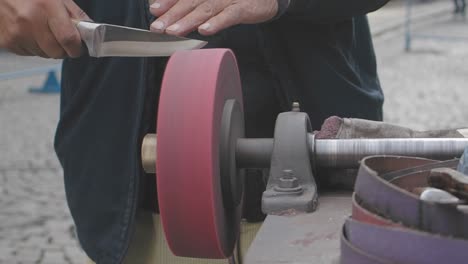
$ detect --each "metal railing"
[405,0,468,50]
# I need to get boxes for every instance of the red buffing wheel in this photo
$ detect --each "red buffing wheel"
[156,49,244,259]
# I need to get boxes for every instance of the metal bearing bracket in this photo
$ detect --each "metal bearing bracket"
[262,110,318,215]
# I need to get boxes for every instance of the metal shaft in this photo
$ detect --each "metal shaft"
[235,138,273,168]
[142,134,157,173]
[235,136,468,168]
[142,134,468,173]
[313,137,468,168]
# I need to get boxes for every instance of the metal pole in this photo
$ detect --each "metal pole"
[141,134,468,173]
[312,137,468,168]
[236,136,468,169]
[142,134,157,173]
[405,0,413,51]
[235,138,273,168]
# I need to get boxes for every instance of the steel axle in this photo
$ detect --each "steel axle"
[142,134,468,173]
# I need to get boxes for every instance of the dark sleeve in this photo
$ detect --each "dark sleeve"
[278,0,390,23]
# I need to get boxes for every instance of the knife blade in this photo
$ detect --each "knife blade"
[74,20,208,57]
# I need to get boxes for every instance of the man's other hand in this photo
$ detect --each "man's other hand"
[149,0,278,36]
[0,0,91,58]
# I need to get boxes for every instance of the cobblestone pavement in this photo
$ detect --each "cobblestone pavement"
[0,3,467,264]
[0,55,85,263]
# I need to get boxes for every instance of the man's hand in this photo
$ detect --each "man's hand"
[149,0,278,36]
[0,0,91,58]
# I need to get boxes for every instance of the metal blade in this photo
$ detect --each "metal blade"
[75,21,207,57]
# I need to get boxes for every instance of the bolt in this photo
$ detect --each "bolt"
[292,102,300,112]
[274,169,303,194]
[279,170,299,189]
[279,177,299,189]
[282,169,294,179]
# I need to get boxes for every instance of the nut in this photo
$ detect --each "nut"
[274,169,303,194]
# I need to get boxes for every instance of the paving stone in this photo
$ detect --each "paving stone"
[15,247,41,262]
[20,236,48,248]
[41,250,67,264]
[1,256,22,264]
[65,246,87,264]
[0,245,15,260]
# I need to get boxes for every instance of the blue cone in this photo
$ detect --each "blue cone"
[29,71,61,94]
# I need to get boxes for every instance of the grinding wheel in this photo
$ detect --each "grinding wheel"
[156,49,244,259]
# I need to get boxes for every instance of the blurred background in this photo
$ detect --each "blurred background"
[0,0,467,263]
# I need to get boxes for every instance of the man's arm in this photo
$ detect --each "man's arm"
[0,0,90,58]
[280,0,390,23]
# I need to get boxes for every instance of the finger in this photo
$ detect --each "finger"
[198,5,243,36]
[164,1,225,36]
[23,40,50,58]
[26,46,49,58]
[3,29,48,57]
[150,0,202,33]
[13,33,49,58]
[34,27,67,59]
[47,1,83,58]
[8,46,32,56]
[149,0,178,17]
[63,0,93,21]
[0,34,31,56]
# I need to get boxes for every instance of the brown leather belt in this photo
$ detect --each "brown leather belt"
[341,156,468,264]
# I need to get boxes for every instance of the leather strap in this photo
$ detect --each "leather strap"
[351,193,401,228]
[341,155,468,264]
[340,225,391,264]
[342,218,468,264]
[355,156,467,239]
